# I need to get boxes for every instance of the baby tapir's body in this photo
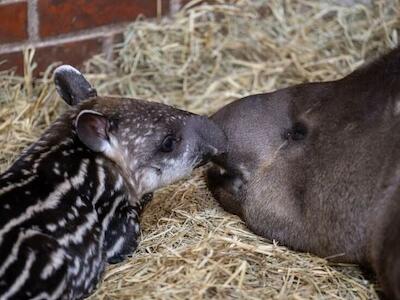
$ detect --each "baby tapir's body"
[0,117,141,299]
[207,47,400,298]
[0,66,226,300]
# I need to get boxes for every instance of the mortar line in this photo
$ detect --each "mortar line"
[102,34,115,63]
[170,0,182,14]
[27,0,39,42]
[0,0,26,4]
[0,24,128,55]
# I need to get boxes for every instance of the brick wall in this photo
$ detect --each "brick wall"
[0,0,188,76]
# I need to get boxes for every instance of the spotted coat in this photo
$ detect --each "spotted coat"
[0,117,151,300]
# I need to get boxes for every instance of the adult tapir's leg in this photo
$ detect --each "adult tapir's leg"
[370,194,400,300]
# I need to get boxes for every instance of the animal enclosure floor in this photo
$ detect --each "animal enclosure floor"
[1,0,399,298]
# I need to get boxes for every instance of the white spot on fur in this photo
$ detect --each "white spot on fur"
[76,196,84,207]
[46,224,57,232]
[0,176,36,196]
[134,223,140,234]
[23,155,32,162]
[134,136,145,146]
[22,169,30,176]
[58,219,67,227]
[53,167,61,176]
[71,257,80,276]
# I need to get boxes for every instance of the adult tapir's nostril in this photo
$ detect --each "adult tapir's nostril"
[205,122,228,157]
[195,146,217,168]
[202,144,218,160]
[189,115,228,167]
[199,117,227,152]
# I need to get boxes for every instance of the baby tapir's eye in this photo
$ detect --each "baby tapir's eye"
[160,135,177,153]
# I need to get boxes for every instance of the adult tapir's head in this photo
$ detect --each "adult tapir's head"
[52,65,227,199]
[208,47,400,299]
[212,47,400,195]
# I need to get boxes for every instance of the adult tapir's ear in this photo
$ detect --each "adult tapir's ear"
[54,65,97,106]
[75,110,110,152]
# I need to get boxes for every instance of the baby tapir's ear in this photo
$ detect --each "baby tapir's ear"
[54,65,97,106]
[75,110,110,152]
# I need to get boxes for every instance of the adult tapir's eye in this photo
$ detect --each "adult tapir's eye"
[283,122,307,141]
[160,135,177,152]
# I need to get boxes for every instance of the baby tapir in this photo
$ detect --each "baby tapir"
[207,47,400,298]
[0,65,226,300]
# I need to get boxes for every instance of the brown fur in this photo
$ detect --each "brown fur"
[207,47,400,298]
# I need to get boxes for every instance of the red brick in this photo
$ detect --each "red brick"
[38,0,170,38]
[0,2,28,43]
[0,51,24,74]
[33,38,103,76]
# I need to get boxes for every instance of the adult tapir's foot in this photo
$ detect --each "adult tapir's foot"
[206,165,244,218]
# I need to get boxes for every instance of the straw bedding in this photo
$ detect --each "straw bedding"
[0,0,399,298]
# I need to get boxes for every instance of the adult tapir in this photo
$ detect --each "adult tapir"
[207,46,400,298]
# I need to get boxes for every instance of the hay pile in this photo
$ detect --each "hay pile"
[1,0,399,298]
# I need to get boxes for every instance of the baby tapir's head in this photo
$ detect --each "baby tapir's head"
[54,65,227,198]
